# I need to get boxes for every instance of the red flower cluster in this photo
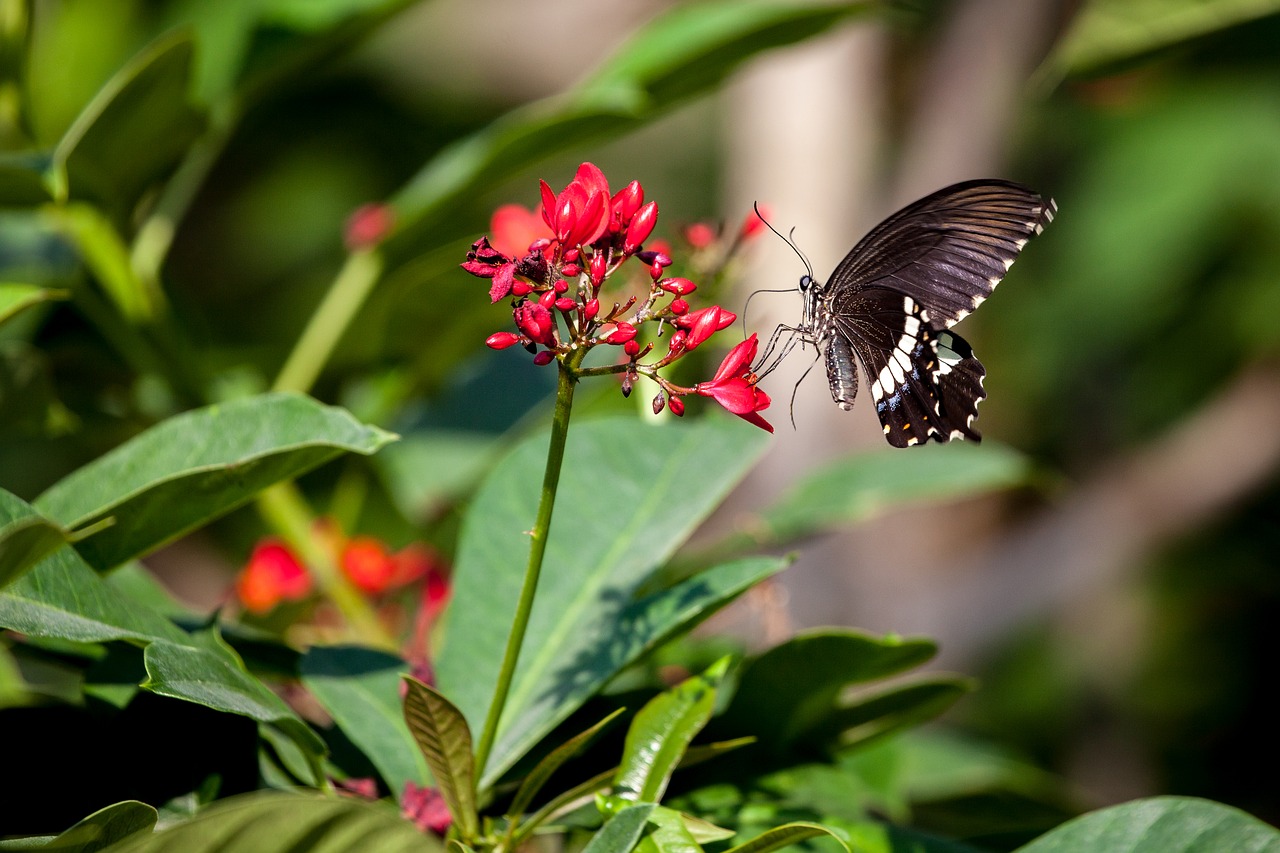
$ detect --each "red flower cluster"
[233,525,449,614]
[461,162,773,432]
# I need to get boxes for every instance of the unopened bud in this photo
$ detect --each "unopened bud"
[668,395,685,416]
[652,393,666,414]
[532,351,554,366]
[670,298,689,316]
[561,264,581,277]
[485,332,521,350]
[512,281,532,297]
[621,373,633,397]
[659,277,697,296]
[554,278,570,294]
[583,299,600,321]
[624,339,640,356]
[554,297,576,312]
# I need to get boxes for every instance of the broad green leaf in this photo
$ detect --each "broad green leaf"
[51,30,204,212]
[1040,0,1280,80]
[509,708,625,818]
[1015,796,1280,852]
[436,416,773,790]
[582,804,657,853]
[723,822,849,853]
[384,2,871,254]
[715,630,939,748]
[615,659,727,805]
[37,800,157,852]
[402,677,479,840]
[34,393,395,571]
[0,490,189,645]
[0,507,69,592]
[690,443,1030,565]
[0,284,65,326]
[301,645,429,799]
[100,791,443,852]
[805,677,975,752]
[143,629,328,784]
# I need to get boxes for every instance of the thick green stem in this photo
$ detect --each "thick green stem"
[273,249,383,394]
[473,348,584,779]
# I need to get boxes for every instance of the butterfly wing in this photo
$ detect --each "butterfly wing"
[822,180,1054,445]
[827,179,1056,326]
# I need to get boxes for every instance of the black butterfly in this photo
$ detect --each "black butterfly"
[766,179,1055,448]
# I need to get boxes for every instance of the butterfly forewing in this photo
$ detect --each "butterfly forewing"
[816,179,1054,446]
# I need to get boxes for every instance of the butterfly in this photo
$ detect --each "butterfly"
[765,179,1055,447]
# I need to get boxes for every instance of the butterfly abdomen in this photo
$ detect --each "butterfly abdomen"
[825,334,859,411]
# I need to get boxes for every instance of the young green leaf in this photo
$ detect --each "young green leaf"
[402,677,479,840]
[33,393,395,571]
[813,677,974,752]
[1018,795,1280,851]
[509,708,625,819]
[301,645,430,800]
[722,822,849,853]
[635,805,705,853]
[582,804,657,853]
[614,659,728,805]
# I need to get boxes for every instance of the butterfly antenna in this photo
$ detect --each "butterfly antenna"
[754,202,813,280]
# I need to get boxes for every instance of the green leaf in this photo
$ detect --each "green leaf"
[436,416,773,789]
[716,630,939,748]
[99,791,443,852]
[818,677,974,751]
[402,677,479,840]
[36,800,157,852]
[0,283,66,327]
[615,659,728,805]
[509,708,625,819]
[34,392,395,571]
[301,645,429,799]
[582,804,657,853]
[1040,0,1280,80]
[1015,796,1280,852]
[51,30,204,212]
[0,641,25,709]
[723,822,849,853]
[143,629,328,784]
[636,805,704,853]
[0,508,69,592]
[694,443,1031,563]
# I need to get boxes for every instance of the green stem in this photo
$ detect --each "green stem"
[473,348,585,780]
[273,249,383,394]
[257,482,396,650]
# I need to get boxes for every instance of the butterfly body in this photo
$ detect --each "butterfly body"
[800,179,1055,447]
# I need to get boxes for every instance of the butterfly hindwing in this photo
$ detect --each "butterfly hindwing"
[828,287,986,447]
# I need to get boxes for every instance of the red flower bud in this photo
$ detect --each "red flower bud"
[624,339,640,356]
[668,329,687,356]
[561,263,581,277]
[668,395,685,416]
[683,222,716,249]
[564,247,580,263]
[515,302,556,346]
[235,538,312,614]
[660,277,697,296]
[605,322,637,345]
[554,278,569,294]
[670,298,689,316]
[554,297,576,312]
[345,203,395,250]
[533,351,554,366]
[612,180,644,226]
[341,536,396,595]
[583,299,600,321]
[623,201,658,254]
[590,252,608,285]
[538,289,557,309]
[486,332,521,350]
[511,281,531,297]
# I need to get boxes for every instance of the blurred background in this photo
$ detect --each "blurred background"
[4,0,1280,834]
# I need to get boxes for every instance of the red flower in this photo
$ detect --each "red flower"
[402,783,453,835]
[514,302,557,347]
[344,203,395,250]
[235,538,312,614]
[490,203,553,258]
[674,305,736,350]
[684,222,716,249]
[695,334,773,433]
[540,162,612,249]
[340,536,396,595]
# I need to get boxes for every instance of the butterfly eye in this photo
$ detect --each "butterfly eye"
[799,274,813,291]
